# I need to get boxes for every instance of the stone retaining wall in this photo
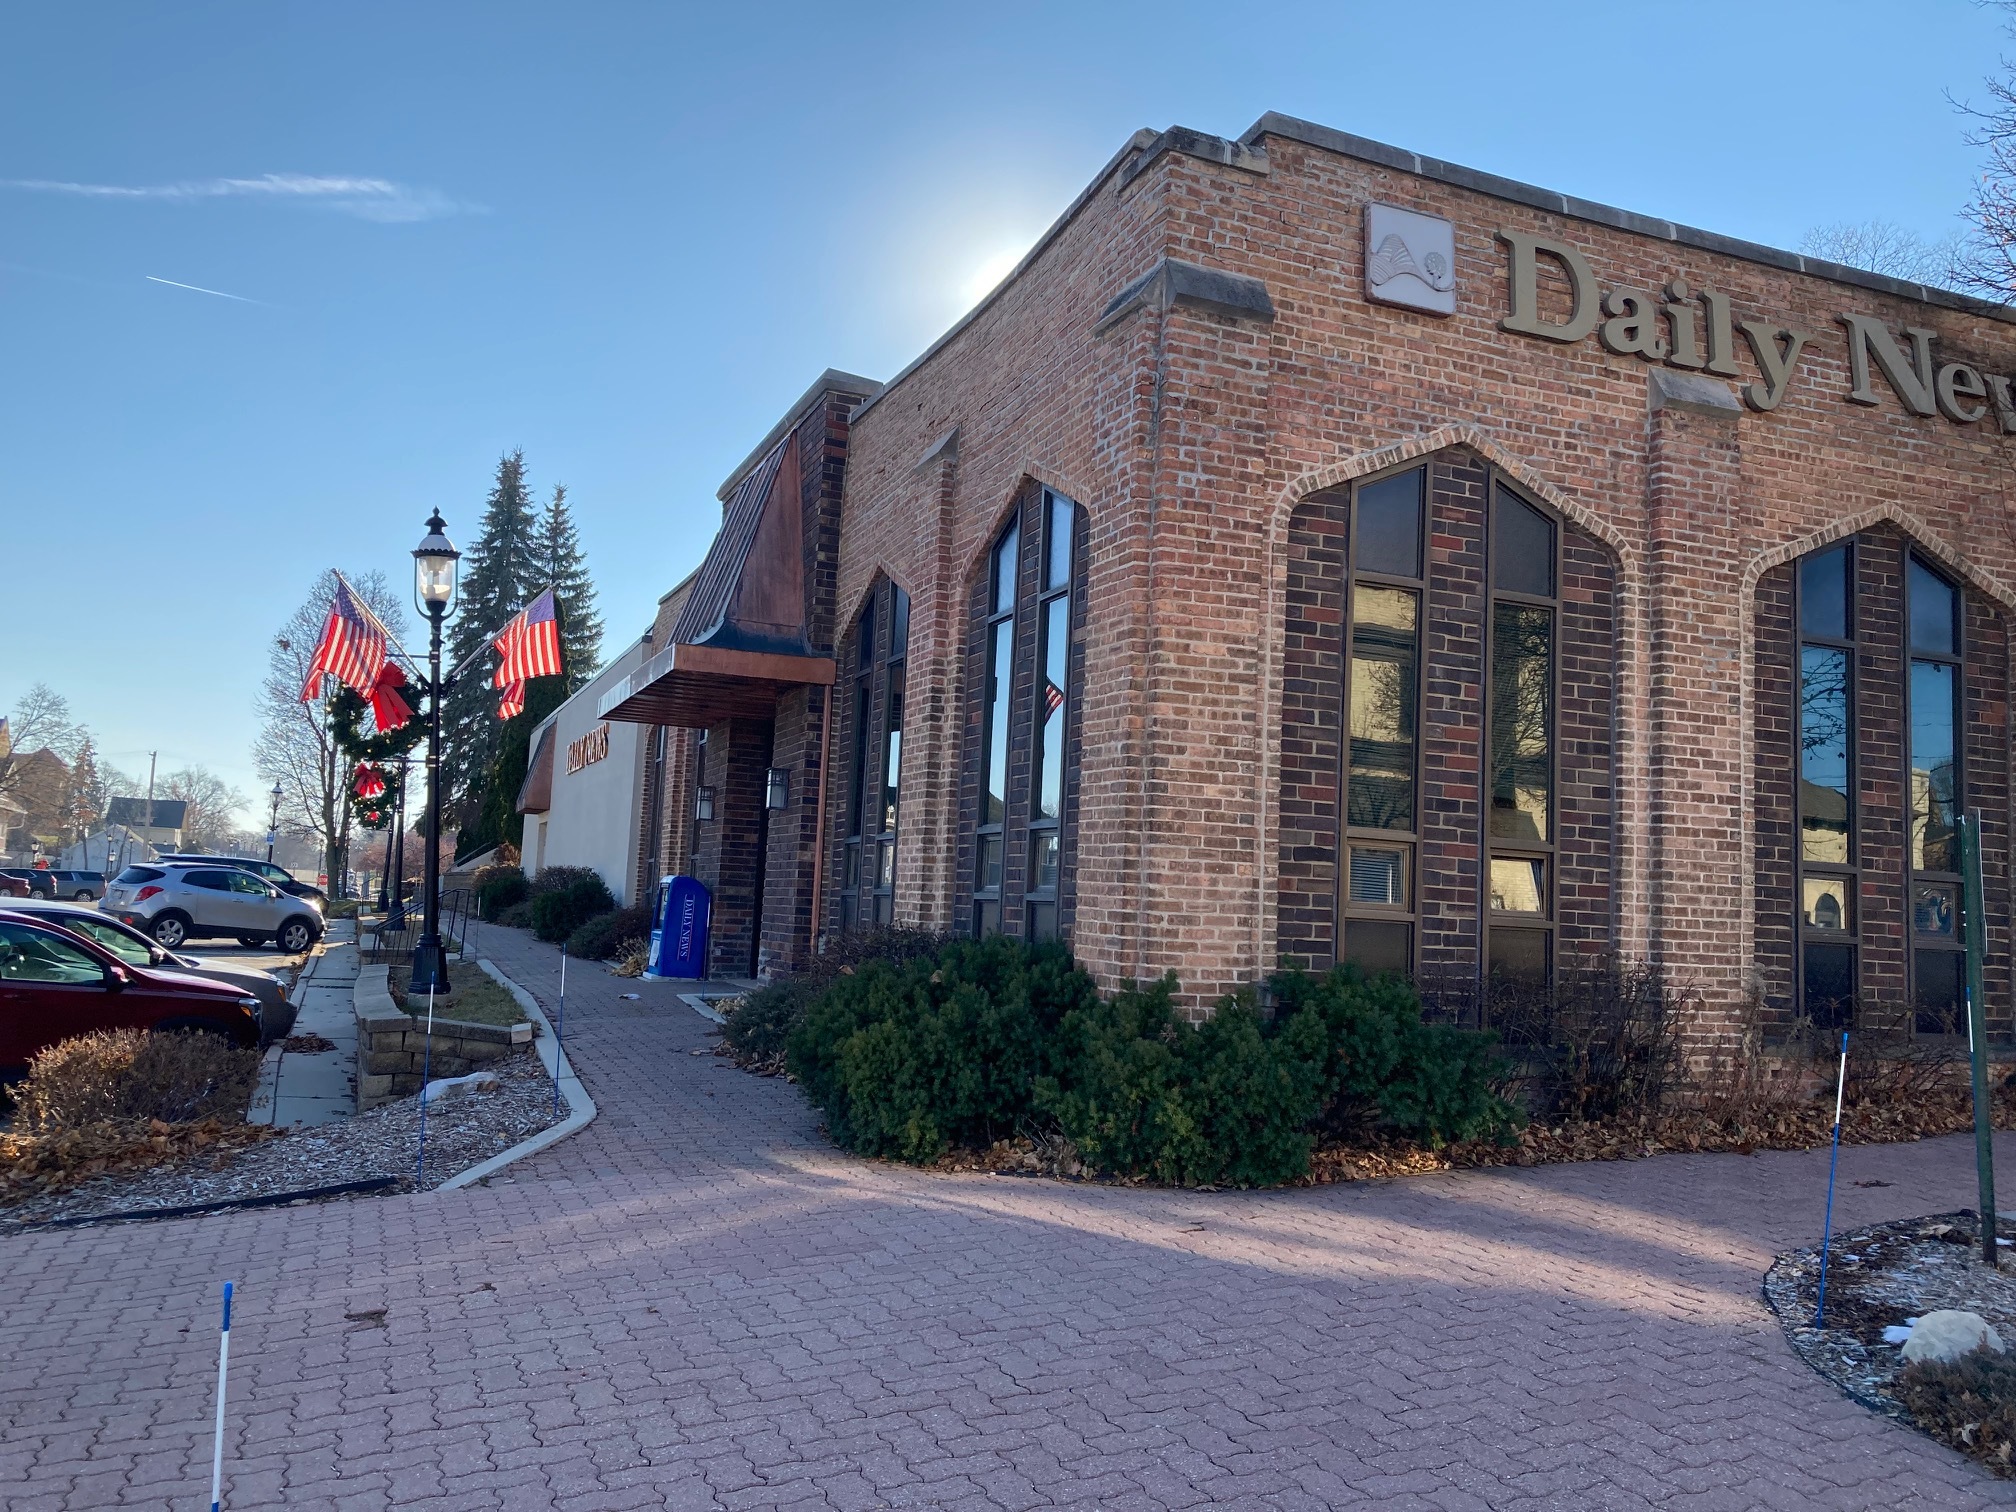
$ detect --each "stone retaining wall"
[353,964,533,1110]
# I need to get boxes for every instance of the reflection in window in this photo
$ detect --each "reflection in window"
[1910,660,1958,873]
[1025,492,1075,943]
[1914,883,1956,937]
[974,526,1018,934]
[1802,876,1851,931]
[1033,596,1068,821]
[1910,558,1957,655]
[1799,647,1851,863]
[841,583,908,932]
[1805,943,1855,1031]
[1490,857,1545,915]
[1489,603,1552,844]
[1356,468,1423,577]
[1348,586,1419,831]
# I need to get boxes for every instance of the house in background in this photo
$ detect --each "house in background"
[104,796,186,851]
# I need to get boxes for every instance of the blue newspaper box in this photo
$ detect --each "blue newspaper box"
[646,875,710,979]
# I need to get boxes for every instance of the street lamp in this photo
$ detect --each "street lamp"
[266,782,284,864]
[410,509,460,995]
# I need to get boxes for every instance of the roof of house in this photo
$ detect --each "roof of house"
[106,796,188,828]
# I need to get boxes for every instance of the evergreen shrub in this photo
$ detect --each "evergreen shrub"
[497,900,536,929]
[531,873,613,942]
[474,866,529,922]
[566,904,651,960]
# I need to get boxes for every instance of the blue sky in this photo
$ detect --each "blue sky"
[1,0,2004,813]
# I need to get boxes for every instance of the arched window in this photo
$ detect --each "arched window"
[965,486,1082,942]
[1485,483,1559,987]
[1795,542,1857,1027]
[839,580,908,929]
[1907,557,1963,1032]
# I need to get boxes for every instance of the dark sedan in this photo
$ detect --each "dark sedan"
[0,914,262,1076]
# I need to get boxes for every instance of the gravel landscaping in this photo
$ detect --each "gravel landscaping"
[1768,1209,2016,1422]
[0,1046,558,1229]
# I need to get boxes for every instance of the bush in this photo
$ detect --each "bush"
[1273,965,1517,1148]
[1036,977,1329,1187]
[1483,958,1690,1122]
[721,978,820,1072]
[567,904,652,960]
[497,900,536,929]
[474,865,529,922]
[1898,1348,2016,1472]
[788,936,1097,1162]
[13,1028,260,1130]
[529,865,602,898]
[531,873,615,943]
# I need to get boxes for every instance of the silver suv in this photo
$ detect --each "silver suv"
[105,863,324,953]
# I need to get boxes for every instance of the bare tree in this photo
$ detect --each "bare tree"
[0,682,84,812]
[252,569,409,893]
[158,766,248,852]
[1952,3,2016,300]
[1799,221,1964,287]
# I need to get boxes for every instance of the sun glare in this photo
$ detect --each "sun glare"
[962,246,1027,309]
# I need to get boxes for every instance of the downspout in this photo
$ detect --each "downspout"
[808,685,833,955]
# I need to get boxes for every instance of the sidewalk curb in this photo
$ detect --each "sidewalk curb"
[436,958,596,1189]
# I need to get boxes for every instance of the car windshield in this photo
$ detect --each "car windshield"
[47,916,154,966]
[0,923,104,985]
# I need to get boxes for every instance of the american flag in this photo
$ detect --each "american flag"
[300,579,391,702]
[493,588,561,720]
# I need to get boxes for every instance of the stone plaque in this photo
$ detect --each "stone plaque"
[1365,202,1456,315]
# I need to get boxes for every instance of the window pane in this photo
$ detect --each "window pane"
[1044,493,1075,591]
[980,621,1012,826]
[891,587,910,661]
[1345,919,1410,976]
[881,690,903,835]
[846,685,870,837]
[1910,659,1958,872]
[975,899,1000,937]
[1493,486,1555,597]
[1030,832,1059,893]
[1799,546,1849,640]
[976,834,1003,893]
[842,846,860,889]
[857,604,875,670]
[1804,942,1856,1029]
[1915,948,1964,1034]
[1027,901,1058,943]
[1913,882,1957,937]
[1909,559,1957,655]
[1348,845,1405,905]
[1799,646,1851,864]
[1348,585,1419,831]
[873,892,892,925]
[993,523,1020,615]
[0,927,103,984]
[1033,596,1068,821]
[877,840,895,888]
[1487,928,1549,986]
[1489,603,1552,843]
[1489,857,1546,914]
[1802,876,1852,931]
[1356,468,1423,578]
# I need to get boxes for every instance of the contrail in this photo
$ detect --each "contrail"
[145,274,258,303]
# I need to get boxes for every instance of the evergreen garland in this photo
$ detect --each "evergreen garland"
[330,686,425,831]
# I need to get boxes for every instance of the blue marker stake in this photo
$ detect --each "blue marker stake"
[415,984,436,1184]
[552,946,567,1120]
[1814,1031,1850,1328]
[209,1281,234,1512]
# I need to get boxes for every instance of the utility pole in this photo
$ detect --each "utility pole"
[144,751,157,843]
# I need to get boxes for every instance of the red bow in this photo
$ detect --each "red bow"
[354,763,388,800]
[368,664,414,733]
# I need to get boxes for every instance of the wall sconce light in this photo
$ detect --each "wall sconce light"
[694,787,715,822]
[765,767,789,811]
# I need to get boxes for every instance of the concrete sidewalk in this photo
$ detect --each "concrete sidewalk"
[247,920,358,1128]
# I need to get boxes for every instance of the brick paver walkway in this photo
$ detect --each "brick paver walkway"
[6,927,2016,1510]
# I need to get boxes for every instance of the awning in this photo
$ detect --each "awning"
[516,725,556,815]
[599,425,836,728]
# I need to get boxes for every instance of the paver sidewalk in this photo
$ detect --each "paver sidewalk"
[6,923,2016,1510]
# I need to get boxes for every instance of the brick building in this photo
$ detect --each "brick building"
[603,112,2016,1038]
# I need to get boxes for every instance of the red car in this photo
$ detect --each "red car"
[0,876,27,899]
[0,913,262,1076]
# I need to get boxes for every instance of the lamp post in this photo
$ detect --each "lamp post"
[410,509,460,995]
[266,782,283,864]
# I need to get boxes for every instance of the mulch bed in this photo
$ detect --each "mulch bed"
[1767,1212,2016,1475]
[0,1119,283,1201]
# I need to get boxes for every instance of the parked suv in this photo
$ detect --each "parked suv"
[154,855,327,911]
[104,864,324,952]
[3,900,296,1043]
[0,913,262,1076]
[41,870,105,901]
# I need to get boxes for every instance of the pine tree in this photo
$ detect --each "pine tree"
[535,482,603,693]
[443,450,542,840]
[63,734,101,842]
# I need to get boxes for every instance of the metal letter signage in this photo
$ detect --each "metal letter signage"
[1488,225,2016,432]
[566,721,610,776]
[1365,203,1457,316]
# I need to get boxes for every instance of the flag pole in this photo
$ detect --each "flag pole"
[330,568,425,679]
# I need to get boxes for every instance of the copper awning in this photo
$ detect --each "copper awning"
[598,642,833,726]
[516,724,556,815]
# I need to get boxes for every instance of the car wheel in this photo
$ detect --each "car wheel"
[73,890,93,901]
[277,917,317,953]
[150,912,192,948]
[236,934,270,949]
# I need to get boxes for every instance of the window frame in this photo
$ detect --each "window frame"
[973,522,1018,937]
[1906,552,1966,1035]
[1481,478,1561,991]
[839,583,908,931]
[1339,461,1429,976]
[1793,540,1860,1028]
[1024,492,1076,944]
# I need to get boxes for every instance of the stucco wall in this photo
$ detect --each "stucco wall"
[527,639,648,906]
